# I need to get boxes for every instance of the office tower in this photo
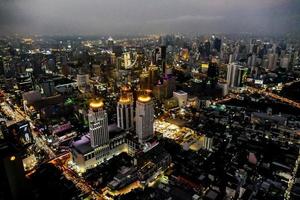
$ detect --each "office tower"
[227,63,248,88]
[89,99,109,148]
[136,94,154,143]
[207,60,219,87]
[154,45,167,77]
[268,53,278,70]
[117,86,134,131]
[148,62,159,88]
[0,141,27,200]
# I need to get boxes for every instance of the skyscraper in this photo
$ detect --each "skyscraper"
[136,94,154,143]
[117,86,134,131]
[267,53,278,70]
[227,63,248,88]
[89,99,109,148]
[207,60,219,88]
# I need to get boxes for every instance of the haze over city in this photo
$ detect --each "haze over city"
[1,0,300,35]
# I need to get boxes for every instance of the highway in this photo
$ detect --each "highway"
[213,80,300,109]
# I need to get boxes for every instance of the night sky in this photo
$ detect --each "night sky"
[0,0,299,35]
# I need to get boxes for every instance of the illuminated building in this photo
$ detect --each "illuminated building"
[180,48,190,61]
[136,94,154,143]
[71,125,131,172]
[117,86,134,131]
[88,99,109,148]
[71,99,139,172]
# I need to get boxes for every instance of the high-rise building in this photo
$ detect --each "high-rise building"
[154,45,167,77]
[267,53,278,70]
[148,62,159,88]
[117,86,134,131]
[88,99,109,148]
[136,94,154,143]
[227,63,248,88]
[207,60,219,87]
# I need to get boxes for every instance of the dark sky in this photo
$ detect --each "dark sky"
[0,0,299,35]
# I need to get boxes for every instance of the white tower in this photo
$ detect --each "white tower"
[117,86,134,130]
[227,63,247,88]
[88,99,109,148]
[136,94,154,143]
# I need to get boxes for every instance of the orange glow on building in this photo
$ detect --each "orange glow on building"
[138,95,151,103]
[89,99,104,109]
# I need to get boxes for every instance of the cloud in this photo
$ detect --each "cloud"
[0,0,299,35]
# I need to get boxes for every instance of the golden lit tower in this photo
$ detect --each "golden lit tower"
[117,85,134,131]
[88,99,109,148]
[136,92,154,143]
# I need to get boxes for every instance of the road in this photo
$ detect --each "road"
[0,92,104,200]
